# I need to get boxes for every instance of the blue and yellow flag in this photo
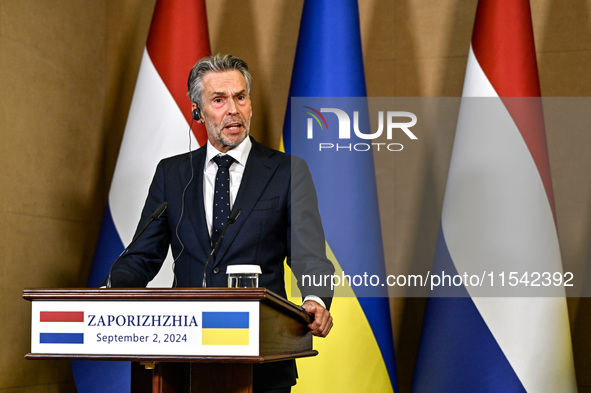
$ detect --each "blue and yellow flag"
[283,1,397,392]
[202,312,250,346]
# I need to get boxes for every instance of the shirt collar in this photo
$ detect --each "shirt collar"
[206,136,252,167]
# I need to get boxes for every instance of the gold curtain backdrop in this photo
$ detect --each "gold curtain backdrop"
[0,1,590,392]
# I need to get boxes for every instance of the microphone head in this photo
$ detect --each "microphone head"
[150,201,168,220]
[228,208,241,223]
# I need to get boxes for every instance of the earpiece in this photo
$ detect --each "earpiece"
[192,107,202,122]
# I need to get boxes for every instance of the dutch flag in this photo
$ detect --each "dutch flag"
[412,1,577,392]
[72,1,210,392]
[39,311,84,344]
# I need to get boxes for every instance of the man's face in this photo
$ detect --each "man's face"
[196,70,252,152]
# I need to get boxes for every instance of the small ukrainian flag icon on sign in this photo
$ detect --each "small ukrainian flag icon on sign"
[202,311,249,346]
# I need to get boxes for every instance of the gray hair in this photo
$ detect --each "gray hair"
[187,54,252,109]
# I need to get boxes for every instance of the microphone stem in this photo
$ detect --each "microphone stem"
[202,208,241,287]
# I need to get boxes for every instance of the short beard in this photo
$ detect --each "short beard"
[206,116,251,149]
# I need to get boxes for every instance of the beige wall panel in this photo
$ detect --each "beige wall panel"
[206,0,303,148]
[396,57,468,96]
[374,98,457,390]
[397,0,476,60]
[532,0,591,53]
[365,58,399,95]
[545,96,591,388]
[0,212,90,391]
[0,1,106,391]
[0,42,105,218]
[359,0,396,63]
[539,51,591,96]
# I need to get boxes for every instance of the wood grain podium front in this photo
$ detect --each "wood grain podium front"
[23,288,316,393]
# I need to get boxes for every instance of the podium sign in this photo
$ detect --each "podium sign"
[23,288,316,362]
[24,288,316,393]
[31,300,260,357]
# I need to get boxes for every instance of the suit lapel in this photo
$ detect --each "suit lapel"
[183,146,211,255]
[212,139,280,266]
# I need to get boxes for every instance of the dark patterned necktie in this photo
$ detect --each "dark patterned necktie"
[211,155,235,247]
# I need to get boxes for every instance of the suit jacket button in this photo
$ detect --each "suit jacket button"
[213,267,220,274]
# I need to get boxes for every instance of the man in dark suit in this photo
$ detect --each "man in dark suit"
[107,54,334,392]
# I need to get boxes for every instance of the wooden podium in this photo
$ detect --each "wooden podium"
[23,288,316,393]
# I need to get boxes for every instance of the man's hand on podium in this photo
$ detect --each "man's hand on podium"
[302,300,333,338]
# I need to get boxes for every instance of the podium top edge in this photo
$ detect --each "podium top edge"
[23,287,274,301]
[22,288,312,323]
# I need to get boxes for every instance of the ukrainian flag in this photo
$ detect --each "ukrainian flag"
[202,312,250,346]
[283,1,398,392]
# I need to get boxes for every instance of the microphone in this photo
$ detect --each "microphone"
[105,201,168,288]
[202,208,241,287]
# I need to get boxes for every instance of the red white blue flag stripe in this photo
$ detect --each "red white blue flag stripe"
[39,311,85,344]
[73,1,209,392]
[412,1,577,392]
